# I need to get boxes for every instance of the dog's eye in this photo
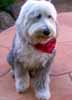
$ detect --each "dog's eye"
[48,15,52,19]
[36,14,42,19]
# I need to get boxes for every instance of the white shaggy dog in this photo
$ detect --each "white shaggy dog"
[7,0,57,100]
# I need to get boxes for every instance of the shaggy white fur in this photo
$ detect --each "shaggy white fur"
[7,0,57,100]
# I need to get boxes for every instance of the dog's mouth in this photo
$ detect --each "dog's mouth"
[29,32,56,53]
[31,33,50,43]
[35,35,49,41]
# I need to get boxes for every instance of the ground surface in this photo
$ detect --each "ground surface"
[0,12,72,100]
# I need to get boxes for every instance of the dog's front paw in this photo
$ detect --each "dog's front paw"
[35,89,51,100]
[15,78,30,93]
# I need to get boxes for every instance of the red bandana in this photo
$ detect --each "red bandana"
[32,38,56,54]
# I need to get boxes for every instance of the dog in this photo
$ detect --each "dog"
[7,0,57,100]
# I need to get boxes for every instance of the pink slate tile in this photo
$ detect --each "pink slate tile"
[0,12,72,100]
[0,26,15,48]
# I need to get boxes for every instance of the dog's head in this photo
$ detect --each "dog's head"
[16,0,57,44]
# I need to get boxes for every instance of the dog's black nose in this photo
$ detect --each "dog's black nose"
[43,28,50,36]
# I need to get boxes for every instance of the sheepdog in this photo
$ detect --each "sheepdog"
[7,0,57,100]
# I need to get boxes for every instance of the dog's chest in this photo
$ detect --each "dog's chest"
[17,44,50,68]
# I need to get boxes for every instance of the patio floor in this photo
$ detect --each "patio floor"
[0,12,72,100]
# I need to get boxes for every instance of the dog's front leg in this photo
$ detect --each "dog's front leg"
[31,68,51,100]
[14,62,30,93]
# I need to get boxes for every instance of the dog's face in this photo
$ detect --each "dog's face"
[16,0,57,44]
